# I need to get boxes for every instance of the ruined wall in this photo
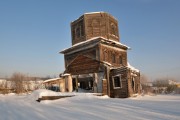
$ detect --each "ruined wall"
[127,69,141,97]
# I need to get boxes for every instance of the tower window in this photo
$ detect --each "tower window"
[110,23,117,36]
[80,25,84,36]
[75,26,81,38]
[74,20,84,39]
[72,26,76,40]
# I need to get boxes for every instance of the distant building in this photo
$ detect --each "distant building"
[60,12,141,98]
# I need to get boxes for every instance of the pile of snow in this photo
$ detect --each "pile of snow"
[26,89,75,101]
[26,89,102,102]
[27,89,58,101]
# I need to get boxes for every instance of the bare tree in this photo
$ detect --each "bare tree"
[166,84,177,93]
[0,80,10,94]
[140,74,153,94]
[153,78,178,94]
[140,74,149,84]
[10,73,27,94]
[153,79,169,87]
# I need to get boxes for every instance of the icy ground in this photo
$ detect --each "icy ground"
[0,89,179,120]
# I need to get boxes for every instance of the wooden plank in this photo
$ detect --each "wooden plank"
[37,95,75,102]
[102,79,107,95]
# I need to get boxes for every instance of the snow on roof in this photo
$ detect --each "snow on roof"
[85,12,118,21]
[60,37,99,53]
[43,78,62,83]
[100,37,130,49]
[84,11,105,15]
[73,36,130,49]
[73,37,100,47]
[71,12,105,23]
[131,73,138,77]
[127,62,140,73]
[102,61,112,66]
[72,12,118,23]
[60,37,130,53]
[60,73,71,77]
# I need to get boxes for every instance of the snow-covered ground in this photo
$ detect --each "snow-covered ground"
[0,89,179,120]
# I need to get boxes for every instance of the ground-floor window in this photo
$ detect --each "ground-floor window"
[112,75,122,89]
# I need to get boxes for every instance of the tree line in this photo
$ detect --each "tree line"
[0,73,45,94]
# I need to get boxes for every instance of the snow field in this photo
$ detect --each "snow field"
[0,89,179,120]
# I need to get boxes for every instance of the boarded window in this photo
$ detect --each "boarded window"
[112,75,122,89]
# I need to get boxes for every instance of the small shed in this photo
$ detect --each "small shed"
[43,74,73,92]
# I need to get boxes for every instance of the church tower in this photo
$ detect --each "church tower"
[71,12,120,45]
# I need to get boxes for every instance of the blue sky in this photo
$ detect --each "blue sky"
[0,0,180,80]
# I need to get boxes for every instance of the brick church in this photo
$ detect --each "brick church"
[60,12,141,98]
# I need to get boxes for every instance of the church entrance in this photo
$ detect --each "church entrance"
[72,74,94,92]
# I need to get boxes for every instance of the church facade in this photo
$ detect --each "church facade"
[60,12,141,98]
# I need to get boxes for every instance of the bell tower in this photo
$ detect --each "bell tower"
[71,12,120,45]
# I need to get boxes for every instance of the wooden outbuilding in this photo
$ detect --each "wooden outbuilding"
[43,74,73,92]
[60,12,141,98]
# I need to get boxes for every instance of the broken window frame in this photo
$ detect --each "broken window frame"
[112,74,122,89]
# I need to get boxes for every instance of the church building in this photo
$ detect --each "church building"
[60,12,141,98]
